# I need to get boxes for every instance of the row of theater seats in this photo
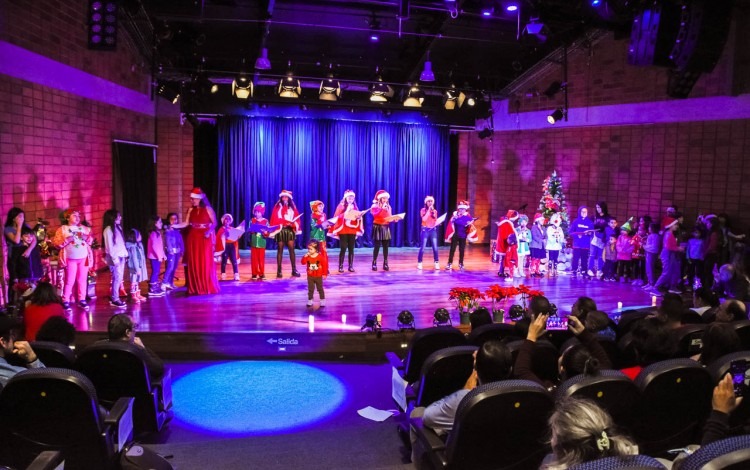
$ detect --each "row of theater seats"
[388,327,750,469]
[0,341,173,470]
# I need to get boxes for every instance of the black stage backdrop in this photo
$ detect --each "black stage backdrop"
[212,116,451,248]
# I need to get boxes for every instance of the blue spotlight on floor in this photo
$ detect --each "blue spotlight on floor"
[172,361,347,436]
[591,0,602,6]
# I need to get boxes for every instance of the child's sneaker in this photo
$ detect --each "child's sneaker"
[129,293,141,303]
[446,263,452,270]
[234,273,240,281]
[62,302,72,313]
[77,300,90,312]
[221,273,226,280]
[161,283,173,291]
[434,262,440,270]
[259,275,266,280]
[148,287,165,297]
[110,299,127,308]
[307,299,313,307]
[417,262,423,270]
[320,299,326,307]
[251,275,258,280]
[458,264,464,271]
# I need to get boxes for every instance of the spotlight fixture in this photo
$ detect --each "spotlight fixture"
[194,73,218,94]
[232,61,253,100]
[505,2,519,12]
[547,108,565,124]
[465,92,477,107]
[397,310,415,331]
[478,127,494,140]
[370,74,394,102]
[543,81,566,98]
[278,62,301,98]
[508,304,525,321]
[522,18,550,43]
[403,84,424,107]
[433,308,451,327]
[443,85,465,110]
[361,314,382,332]
[88,0,118,50]
[254,48,271,70]
[156,82,180,104]
[319,67,341,101]
[367,13,381,42]
[419,54,435,82]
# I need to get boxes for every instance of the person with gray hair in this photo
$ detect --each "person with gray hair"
[542,397,638,469]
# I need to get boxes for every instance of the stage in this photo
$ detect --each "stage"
[67,247,658,359]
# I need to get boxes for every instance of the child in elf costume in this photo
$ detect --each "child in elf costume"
[249,202,270,280]
[309,200,329,275]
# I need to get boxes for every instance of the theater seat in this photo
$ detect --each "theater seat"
[411,380,553,470]
[731,320,750,349]
[508,339,560,385]
[76,342,173,435]
[387,327,468,386]
[29,341,76,368]
[556,370,641,433]
[568,454,667,469]
[706,351,750,427]
[466,323,518,347]
[633,359,713,455]
[678,435,750,470]
[0,368,133,470]
[415,346,477,409]
[672,324,707,358]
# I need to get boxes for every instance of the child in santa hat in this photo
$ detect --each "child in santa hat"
[529,213,546,277]
[269,190,301,278]
[310,200,329,275]
[418,195,440,270]
[496,210,520,279]
[330,189,364,273]
[546,213,564,277]
[216,213,240,281]
[371,189,394,271]
[249,202,270,280]
[445,200,477,271]
[301,240,326,307]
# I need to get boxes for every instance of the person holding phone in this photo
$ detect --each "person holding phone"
[516,313,611,391]
[702,372,750,445]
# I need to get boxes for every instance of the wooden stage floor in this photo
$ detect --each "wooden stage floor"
[75,247,656,336]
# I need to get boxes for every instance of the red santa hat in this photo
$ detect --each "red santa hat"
[457,200,470,210]
[373,189,390,202]
[309,200,324,211]
[253,202,266,214]
[190,187,204,199]
[279,189,293,199]
[424,195,435,204]
[506,210,519,221]
[221,213,233,224]
[664,217,679,229]
[343,189,356,199]
[533,213,544,223]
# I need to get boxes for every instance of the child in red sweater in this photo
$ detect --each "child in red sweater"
[301,240,326,307]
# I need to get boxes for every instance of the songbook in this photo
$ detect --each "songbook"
[226,220,245,242]
[436,213,447,225]
[291,213,303,222]
[345,208,370,220]
[320,216,338,228]
[249,223,279,234]
[385,213,405,223]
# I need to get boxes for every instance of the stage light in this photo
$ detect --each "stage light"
[543,81,565,98]
[547,108,565,124]
[433,307,451,327]
[508,304,525,321]
[194,73,218,95]
[156,82,180,104]
[591,0,601,5]
[419,58,435,82]
[403,84,425,107]
[232,73,253,100]
[255,48,271,70]
[278,63,301,98]
[319,72,341,101]
[370,34,379,42]
[368,13,381,43]
[370,76,394,102]
[522,18,549,43]
[443,85,465,110]
[397,310,415,331]
[88,0,118,50]
[361,314,382,332]
[505,2,519,12]
[478,127,493,140]
[465,92,477,107]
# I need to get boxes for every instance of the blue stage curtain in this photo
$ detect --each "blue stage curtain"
[216,116,450,248]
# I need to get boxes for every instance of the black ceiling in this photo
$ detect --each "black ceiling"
[133,0,636,95]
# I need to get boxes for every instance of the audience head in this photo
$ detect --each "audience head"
[529,296,552,320]
[584,311,611,334]
[629,317,678,366]
[35,316,76,346]
[107,314,137,343]
[694,287,720,308]
[716,300,747,323]
[470,307,492,330]
[28,281,62,307]
[560,344,601,380]
[699,323,742,365]
[718,264,735,283]
[548,398,637,468]
[474,340,513,384]
[658,293,684,326]
[571,297,597,321]
[0,316,22,358]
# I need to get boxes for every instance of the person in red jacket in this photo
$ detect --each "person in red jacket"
[269,190,301,279]
[371,189,399,271]
[329,190,364,273]
[496,210,519,280]
[301,240,326,307]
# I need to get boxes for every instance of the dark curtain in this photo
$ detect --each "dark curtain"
[215,116,450,248]
[194,122,218,200]
[113,142,156,233]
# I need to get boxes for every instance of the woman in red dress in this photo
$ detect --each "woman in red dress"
[179,188,220,295]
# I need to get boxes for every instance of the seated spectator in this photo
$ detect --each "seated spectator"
[513,295,553,338]
[692,287,720,321]
[22,281,65,341]
[584,310,616,341]
[714,264,750,301]
[656,293,685,330]
[414,340,513,438]
[0,316,44,387]
[469,306,492,330]
[620,317,678,380]
[542,397,638,469]
[691,323,742,365]
[702,373,750,445]
[106,313,164,380]
[35,316,76,347]
[517,315,611,391]
[714,299,747,323]
[570,296,597,322]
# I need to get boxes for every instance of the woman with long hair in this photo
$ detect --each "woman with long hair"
[102,209,128,308]
[23,281,65,341]
[269,190,301,278]
[173,188,219,295]
[329,190,364,273]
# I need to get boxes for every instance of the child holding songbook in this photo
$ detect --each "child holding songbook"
[216,213,240,281]
[248,202,270,280]
[445,200,478,271]
[301,240,326,307]
[310,201,329,275]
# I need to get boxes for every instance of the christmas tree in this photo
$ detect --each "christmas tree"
[538,171,570,232]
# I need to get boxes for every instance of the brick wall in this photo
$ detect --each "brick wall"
[156,101,194,218]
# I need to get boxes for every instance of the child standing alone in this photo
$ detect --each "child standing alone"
[216,214,240,281]
[125,229,148,302]
[301,240,326,307]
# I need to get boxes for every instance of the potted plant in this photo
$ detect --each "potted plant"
[448,287,485,325]
[485,285,519,322]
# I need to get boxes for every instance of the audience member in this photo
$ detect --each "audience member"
[513,295,552,338]
[702,373,750,445]
[469,306,492,330]
[541,397,638,469]
[714,264,750,301]
[692,287,720,321]
[570,296,597,322]
[620,317,678,380]
[107,313,164,380]
[656,293,684,330]
[0,316,44,387]
[22,281,65,341]
[584,310,616,341]
[714,299,747,323]
[35,316,76,347]
[691,323,742,365]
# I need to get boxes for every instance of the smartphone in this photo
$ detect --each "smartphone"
[730,359,749,397]
[546,316,569,331]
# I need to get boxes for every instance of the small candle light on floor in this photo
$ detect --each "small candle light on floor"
[617,301,623,310]
[308,314,315,332]
[376,313,382,324]
[652,295,657,306]
[341,314,347,324]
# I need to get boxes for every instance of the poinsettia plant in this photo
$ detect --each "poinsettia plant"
[449,287,485,313]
